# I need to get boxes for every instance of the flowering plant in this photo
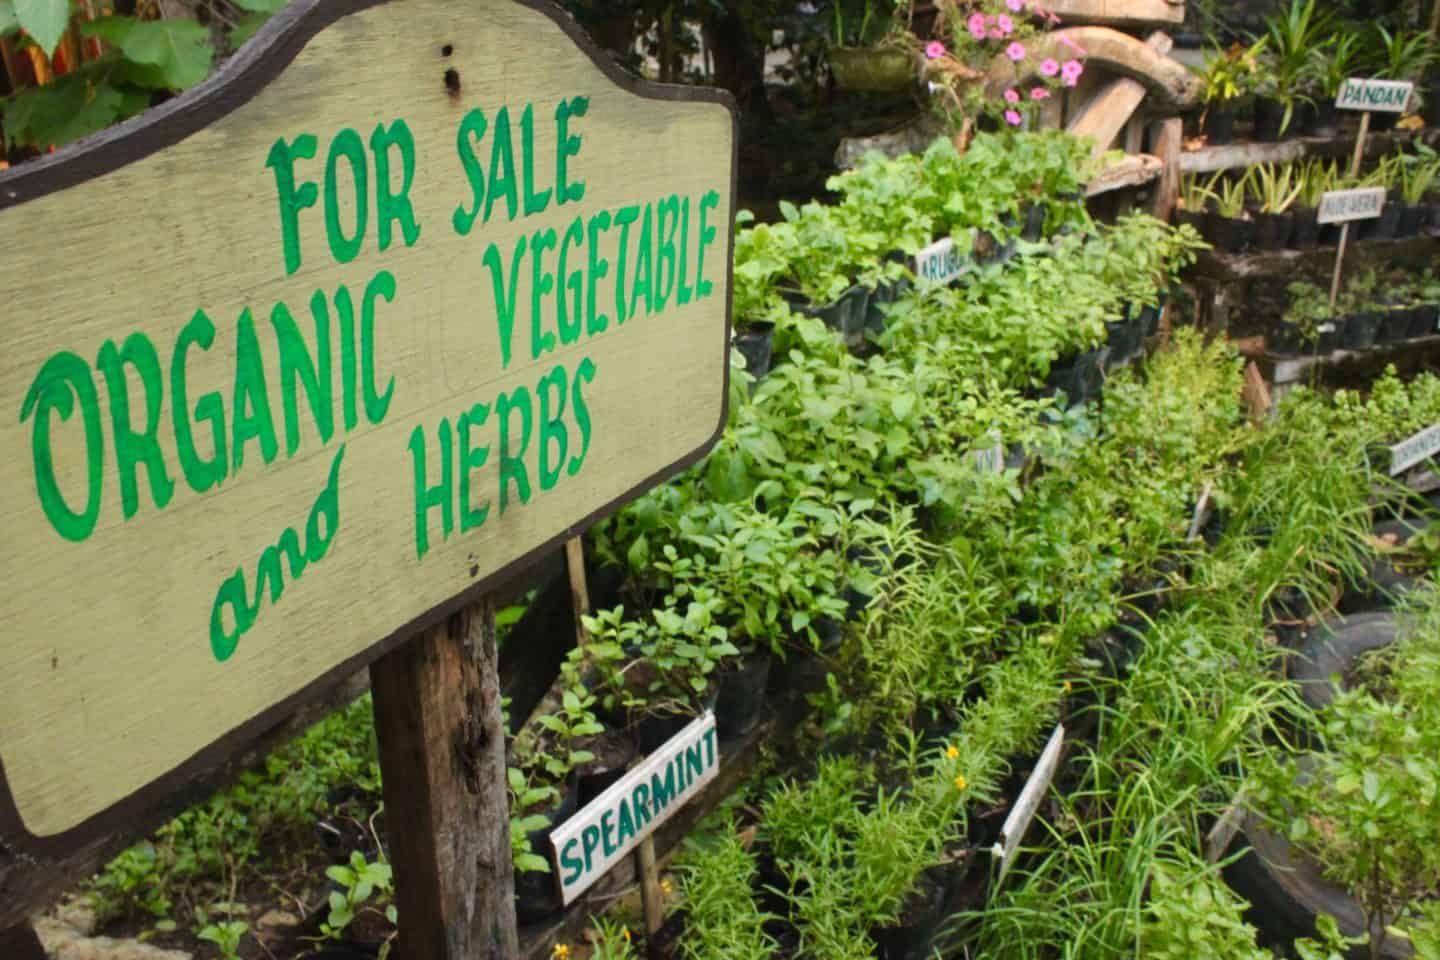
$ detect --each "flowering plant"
[916,0,1084,129]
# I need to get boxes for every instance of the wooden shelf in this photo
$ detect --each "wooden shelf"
[1190,233,1438,282]
[1179,128,1438,176]
[1242,333,1440,386]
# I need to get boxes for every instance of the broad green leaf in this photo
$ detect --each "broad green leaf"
[2,76,124,149]
[121,19,213,90]
[15,0,68,56]
[229,11,270,47]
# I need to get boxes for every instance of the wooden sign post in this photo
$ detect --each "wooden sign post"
[0,0,736,952]
[1326,78,1414,308]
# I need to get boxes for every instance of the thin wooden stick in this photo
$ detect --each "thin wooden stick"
[565,536,590,647]
[1329,110,1370,310]
[637,836,665,936]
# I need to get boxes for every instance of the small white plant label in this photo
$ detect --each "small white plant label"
[1317,187,1385,224]
[915,236,965,288]
[992,723,1064,884]
[971,434,1004,474]
[1335,78,1414,113]
[1390,424,1440,477]
[549,712,719,904]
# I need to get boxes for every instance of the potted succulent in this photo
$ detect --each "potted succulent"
[1364,24,1438,131]
[1175,175,1213,236]
[1309,33,1363,136]
[1204,172,1254,253]
[1290,157,1336,250]
[1395,144,1439,239]
[1247,162,1302,250]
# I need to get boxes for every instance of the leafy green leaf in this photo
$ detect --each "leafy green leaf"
[229,11,270,47]
[120,19,213,90]
[2,75,125,149]
[15,0,68,56]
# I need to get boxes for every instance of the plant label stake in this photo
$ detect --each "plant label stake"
[915,236,967,288]
[548,712,720,906]
[1326,78,1411,309]
[1389,424,1440,477]
[991,723,1064,885]
[0,0,737,947]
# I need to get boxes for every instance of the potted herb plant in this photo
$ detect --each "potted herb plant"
[1364,24,1438,131]
[1395,144,1439,239]
[1338,270,1382,350]
[1197,40,1265,146]
[1272,280,1339,355]
[1254,0,1331,140]
[1310,33,1363,136]
[1291,157,1336,250]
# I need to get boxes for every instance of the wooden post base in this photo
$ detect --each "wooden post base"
[0,922,46,960]
[371,598,519,960]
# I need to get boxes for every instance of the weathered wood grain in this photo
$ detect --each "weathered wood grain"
[1066,32,1173,157]
[1148,117,1182,220]
[988,27,1197,111]
[0,0,735,849]
[372,599,518,960]
[1043,0,1184,28]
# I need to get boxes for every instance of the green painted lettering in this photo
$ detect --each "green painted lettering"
[520,103,552,216]
[655,194,679,311]
[497,387,532,513]
[560,837,585,887]
[452,108,488,237]
[172,310,228,494]
[697,189,719,299]
[612,204,639,323]
[324,127,369,264]
[96,333,174,520]
[537,365,567,492]
[408,419,453,560]
[586,211,611,335]
[555,95,588,205]
[265,133,319,275]
[271,293,333,458]
[20,352,104,542]
[530,227,557,359]
[484,237,527,369]
[557,216,584,345]
[629,203,654,320]
[458,402,491,532]
[370,119,421,250]
[485,106,518,224]
[568,356,595,477]
[231,309,279,475]
[361,270,397,424]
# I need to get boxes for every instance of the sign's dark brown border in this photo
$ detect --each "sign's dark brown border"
[0,0,737,857]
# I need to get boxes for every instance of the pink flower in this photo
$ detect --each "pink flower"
[1058,35,1087,55]
[1007,0,1024,10]
[1004,88,1020,103]
[1006,41,1026,61]
[1040,57,1060,76]
[926,40,946,59]
[1004,109,1023,126]
[967,12,986,37]
[1031,86,1050,99]
[989,27,1004,38]
[1061,58,1084,84]
[997,14,1014,33]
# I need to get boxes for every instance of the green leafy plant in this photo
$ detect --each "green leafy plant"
[1249,162,1303,214]
[196,918,249,960]
[1198,39,1266,106]
[678,820,777,960]
[320,850,397,944]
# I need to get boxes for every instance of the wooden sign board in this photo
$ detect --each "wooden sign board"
[991,723,1064,884]
[915,236,966,288]
[1335,78,1414,114]
[1390,424,1440,476]
[1317,187,1386,224]
[0,0,736,849]
[549,712,718,904]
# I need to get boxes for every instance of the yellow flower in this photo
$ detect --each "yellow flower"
[1063,680,1073,694]
[946,745,959,760]
[661,878,674,895]
[622,928,632,941]
[954,774,968,792]
[553,944,571,959]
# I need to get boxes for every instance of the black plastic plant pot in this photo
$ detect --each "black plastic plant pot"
[576,729,639,806]
[1316,322,1341,354]
[1053,348,1107,406]
[1307,99,1338,135]
[1252,97,1286,141]
[1341,311,1379,350]
[636,709,696,754]
[1175,207,1207,233]
[1412,303,1440,339]
[515,780,581,924]
[1105,317,1142,367]
[1289,206,1320,249]
[1207,213,1254,253]
[1378,307,1412,345]
[1359,204,1401,241]
[1317,222,1343,247]
[1267,320,1305,356]
[1397,204,1427,238]
[1370,110,1398,132]
[865,276,913,335]
[1138,303,1161,337]
[1203,105,1236,145]
[1291,100,1316,136]
[795,284,870,346]
[716,653,772,739]
[734,321,776,380]
[1021,202,1047,241]
[1252,210,1293,250]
